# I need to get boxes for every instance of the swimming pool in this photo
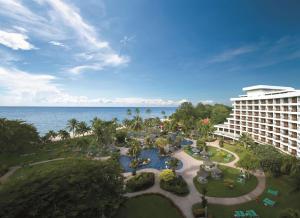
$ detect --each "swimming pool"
[119,148,183,172]
[181,139,193,147]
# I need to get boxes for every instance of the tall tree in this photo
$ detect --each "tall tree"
[67,118,78,137]
[76,121,90,136]
[58,129,70,141]
[0,118,39,153]
[127,108,132,117]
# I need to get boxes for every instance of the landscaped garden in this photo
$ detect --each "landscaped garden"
[208,174,300,218]
[114,194,184,218]
[184,145,235,163]
[194,165,258,197]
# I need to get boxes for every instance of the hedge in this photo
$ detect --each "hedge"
[126,172,155,192]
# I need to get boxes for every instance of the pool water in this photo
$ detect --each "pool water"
[181,139,193,147]
[119,148,183,172]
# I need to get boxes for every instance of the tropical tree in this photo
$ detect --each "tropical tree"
[127,108,132,117]
[128,140,141,159]
[198,118,215,139]
[161,110,167,119]
[155,137,168,154]
[168,158,179,174]
[58,130,70,141]
[67,118,78,137]
[44,130,57,142]
[0,118,40,153]
[76,121,90,136]
[135,108,140,115]
[92,118,116,147]
[146,108,151,116]
[219,137,224,147]
[237,152,260,178]
[239,133,255,149]
[131,115,143,131]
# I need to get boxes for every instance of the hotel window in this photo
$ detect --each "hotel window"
[268,99,273,104]
[275,99,280,104]
[283,98,289,103]
[291,97,297,103]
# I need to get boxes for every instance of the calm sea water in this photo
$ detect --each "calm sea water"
[0,107,176,135]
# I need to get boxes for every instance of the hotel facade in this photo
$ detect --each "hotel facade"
[215,85,300,157]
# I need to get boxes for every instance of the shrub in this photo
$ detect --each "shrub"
[160,175,189,196]
[219,138,224,147]
[159,169,175,182]
[192,203,205,218]
[116,130,127,145]
[126,172,155,192]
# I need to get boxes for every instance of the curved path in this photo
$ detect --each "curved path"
[124,140,266,218]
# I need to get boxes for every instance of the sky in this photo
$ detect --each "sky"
[0,0,300,106]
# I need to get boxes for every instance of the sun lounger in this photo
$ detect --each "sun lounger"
[267,188,279,196]
[234,210,246,217]
[263,198,275,207]
[245,209,259,217]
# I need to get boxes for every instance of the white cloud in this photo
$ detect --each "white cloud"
[0,30,35,50]
[208,46,256,63]
[36,0,129,74]
[48,40,68,48]
[0,67,184,106]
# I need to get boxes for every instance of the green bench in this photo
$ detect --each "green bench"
[234,210,259,218]
[267,188,279,196]
[263,198,276,207]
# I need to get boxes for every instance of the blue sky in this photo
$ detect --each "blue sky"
[0,0,300,106]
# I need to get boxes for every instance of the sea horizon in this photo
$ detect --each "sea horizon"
[0,106,177,135]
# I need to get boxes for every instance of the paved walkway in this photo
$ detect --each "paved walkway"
[124,140,266,218]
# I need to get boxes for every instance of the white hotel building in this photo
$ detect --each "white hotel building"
[215,85,300,157]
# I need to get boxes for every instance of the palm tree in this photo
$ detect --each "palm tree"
[168,158,179,174]
[67,118,78,137]
[161,110,166,119]
[135,108,140,116]
[58,129,70,140]
[127,108,132,117]
[146,108,151,117]
[239,133,254,149]
[76,121,90,136]
[131,115,143,131]
[47,130,57,140]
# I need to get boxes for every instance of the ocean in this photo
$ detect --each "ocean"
[0,107,176,135]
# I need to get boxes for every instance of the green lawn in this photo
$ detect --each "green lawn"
[0,136,109,168]
[208,174,300,218]
[184,146,235,163]
[223,143,248,159]
[114,194,184,218]
[194,166,258,197]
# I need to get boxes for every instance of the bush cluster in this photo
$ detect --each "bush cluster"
[126,172,155,192]
[192,203,205,218]
[160,175,189,196]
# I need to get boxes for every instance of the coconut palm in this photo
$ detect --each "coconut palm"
[127,108,132,117]
[76,121,90,136]
[168,157,179,174]
[131,115,143,131]
[239,133,254,149]
[135,108,140,116]
[146,108,151,117]
[67,118,78,137]
[58,129,70,141]
[45,130,57,141]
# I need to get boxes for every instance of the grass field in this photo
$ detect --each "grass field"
[114,194,184,218]
[0,136,109,168]
[223,143,248,159]
[208,174,300,218]
[184,146,235,163]
[194,165,258,197]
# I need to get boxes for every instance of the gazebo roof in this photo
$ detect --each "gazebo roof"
[211,167,222,174]
[197,168,209,178]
